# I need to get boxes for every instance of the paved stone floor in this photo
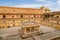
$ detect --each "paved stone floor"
[40,25,58,33]
[0,25,60,40]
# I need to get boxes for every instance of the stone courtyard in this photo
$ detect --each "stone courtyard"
[0,25,60,40]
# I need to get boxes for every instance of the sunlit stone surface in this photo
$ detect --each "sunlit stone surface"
[0,25,60,40]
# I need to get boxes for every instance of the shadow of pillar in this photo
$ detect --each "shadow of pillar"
[0,37,2,40]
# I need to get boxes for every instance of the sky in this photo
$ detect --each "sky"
[0,0,60,11]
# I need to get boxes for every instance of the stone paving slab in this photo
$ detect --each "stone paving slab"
[0,27,21,37]
[39,30,60,40]
[32,30,60,40]
[22,37,33,40]
[0,30,60,40]
[0,26,57,38]
[32,35,42,40]
[1,35,22,40]
[1,35,33,40]
[0,25,59,40]
[40,25,58,33]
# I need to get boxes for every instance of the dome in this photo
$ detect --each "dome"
[40,6,44,9]
[45,8,50,11]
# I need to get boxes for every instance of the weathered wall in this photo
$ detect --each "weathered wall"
[0,14,41,28]
[0,6,46,28]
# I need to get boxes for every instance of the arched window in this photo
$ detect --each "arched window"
[12,16,14,18]
[29,16,30,18]
[3,15,5,18]
[51,15,53,17]
[57,21,59,23]
[21,15,23,18]
[57,16,59,18]
[34,15,36,18]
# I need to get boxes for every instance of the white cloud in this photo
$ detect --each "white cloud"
[57,0,60,5]
[50,0,60,11]
[12,0,60,11]
[34,0,60,11]
[13,2,60,11]
[49,6,60,12]
[12,4,60,11]
[13,3,53,9]
[14,4,40,8]
[35,0,46,1]
[35,0,55,5]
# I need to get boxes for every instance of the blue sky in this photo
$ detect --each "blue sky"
[0,0,60,11]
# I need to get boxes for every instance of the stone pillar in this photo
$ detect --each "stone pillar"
[24,28,26,35]
[30,28,31,34]
[38,27,40,32]
[34,27,35,32]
